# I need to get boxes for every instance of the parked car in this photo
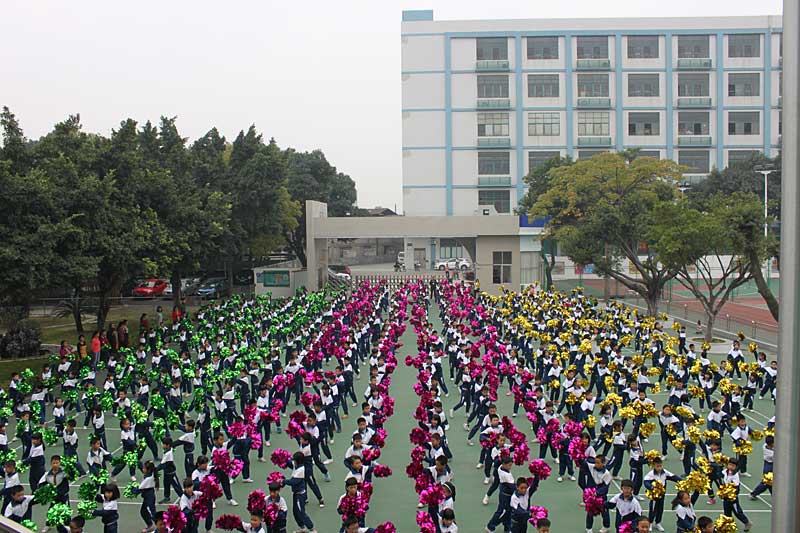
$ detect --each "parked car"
[435,258,472,271]
[328,264,351,279]
[163,277,202,298]
[193,278,226,300]
[132,278,168,298]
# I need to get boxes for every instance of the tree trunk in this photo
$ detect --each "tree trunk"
[749,251,779,321]
[72,290,84,335]
[96,293,110,333]
[645,292,659,316]
[704,312,717,343]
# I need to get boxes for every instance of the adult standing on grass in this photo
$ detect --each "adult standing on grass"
[155,306,164,329]
[118,320,129,349]
[90,331,102,367]
[107,324,119,353]
[139,313,149,335]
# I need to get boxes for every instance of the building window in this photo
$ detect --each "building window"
[678,35,710,58]
[728,150,761,166]
[576,36,609,59]
[728,73,760,97]
[728,111,760,135]
[527,74,560,98]
[578,150,608,160]
[492,251,513,284]
[728,34,760,58]
[477,75,509,98]
[678,73,710,96]
[637,150,661,159]
[479,190,511,214]
[439,238,463,260]
[628,112,660,136]
[528,151,562,171]
[478,152,511,175]
[678,111,710,135]
[577,111,610,136]
[476,38,508,60]
[628,74,660,97]
[477,112,509,137]
[528,112,560,136]
[627,36,659,58]
[678,150,710,173]
[527,36,559,60]
[577,73,609,97]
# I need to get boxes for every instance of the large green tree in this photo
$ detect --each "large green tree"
[533,152,684,315]
[283,149,358,266]
[518,155,574,289]
[651,193,768,341]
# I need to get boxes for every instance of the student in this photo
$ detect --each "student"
[93,483,121,533]
[337,478,366,531]
[179,478,202,533]
[510,476,540,533]
[3,486,35,523]
[40,455,70,505]
[86,436,112,477]
[282,451,317,533]
[643,457,681,531]
[111,418,138,481]
[156,437,182,503]
[69,516,86,533]
[585,455,612,533]
[696,516,715,533]
[1,461,20,511]
[721,459,752,531]
[173,419,197,480]
[749,435,774,499]
[131,461,158,533]
[439,508,458,533]
[265,481,288,533]
[671,490,696,533]
[23,432,46,492]
[235,511,268,533]
[606,479,642,532]
[485,456,515,533]
[534,518,551,533]
[730,416,752,477]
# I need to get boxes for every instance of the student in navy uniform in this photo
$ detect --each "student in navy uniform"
[643,457,681,531]
[509,476,540,533]
[92,483,121,533]
[671,490,697,533]
[485,455,515,533]
[62,420,87,477]
[265,481,288,533]
[156,437,183,504]
[86,436,112,477]
[179,478,202,533]
[584,455,613,533]
[131,460,158,533]
[173,419,197,480]
[282,451,318,533]
[22,432,46,492]
[749,435,774,499]
[3,486,35,524]
[111,418,139,481]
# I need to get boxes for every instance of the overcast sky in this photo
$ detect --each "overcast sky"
[1,0,783,211]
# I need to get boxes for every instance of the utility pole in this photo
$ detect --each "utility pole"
[756,168,774,287]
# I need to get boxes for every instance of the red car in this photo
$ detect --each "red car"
[132,278,168,298]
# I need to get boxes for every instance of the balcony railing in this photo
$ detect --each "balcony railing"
[575,58,611,70]
[477,137,511,148]
[476,59,510,71]
[676,57,713,69]
[577,97,612,108]
[477,176,513,187]
[477,98,511,109]
[677,97,713,108]
[577,136,612,146]
[677,135,712,146]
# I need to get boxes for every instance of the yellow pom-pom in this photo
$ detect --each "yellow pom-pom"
[696,456,712,474]
[584,415,596,428]
[763,472,773,487]
[645,479,666,500]
[688,385,705,399]
[671,438,685,452]
[549,379,560,390]
[750,430,763,442]
[714,514,738,533]
[676,471,710,494]
[733,440,753,456]
[718,483,739,501]
[651,382,661,394]
[687,426,701,444]
[748,342,758,353]
[644,449,661,465]
[647,367,662,376]
[639,422,656,438]
[703,430,720,441]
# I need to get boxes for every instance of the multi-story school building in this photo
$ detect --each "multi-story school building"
[401,10,783,217]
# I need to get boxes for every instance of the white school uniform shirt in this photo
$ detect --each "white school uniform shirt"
[675,503,696,522]
[139,475,156,490]
[730,425,750,442]
[4,495,34,518]
[763,444,774,464]
[93,412,105,429]
[192,467,211,483]
[3,472,20,491]
[86,447,108,466]
[723,471,740,487]
[180,490,202,511]
[644,468,675,483]
[609,493,642,516]
[589,467,612,486]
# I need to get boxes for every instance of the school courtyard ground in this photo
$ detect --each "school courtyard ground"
[17,304,775,533]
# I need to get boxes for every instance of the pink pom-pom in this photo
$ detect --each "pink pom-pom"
[362,447,381,462]
[163,505,187,532]
[416,511,437,533]
[583,488,605,516]
[375,522,397,533]
[266,471,284,485]
[373,464,392,478]
[528,505,549,524]
[528,459,552,480]
[270,449,292,469]
[247,489,267,513]
[227,421,247,439]
[215,514,244,530]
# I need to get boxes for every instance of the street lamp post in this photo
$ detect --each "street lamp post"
[756,169,774,287]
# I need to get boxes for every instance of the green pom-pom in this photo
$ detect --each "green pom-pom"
[166,411,179,429]
[150,395,165,411]
[21,519,37,531]
[34,483,58,505]
[45,503,72,526]
[124,451,139,468]
[30,401,41,417]
[77,500,97,519]
[131,402,148,424]
[78,480,98,501]
[62,455,79,481]
[123,481,139,499]
[42,428,58,446]
[99,392,114,411]
[90,470,109,486]
[20,369,34,381]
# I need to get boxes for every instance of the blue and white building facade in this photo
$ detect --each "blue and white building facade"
[401,10,783,217]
